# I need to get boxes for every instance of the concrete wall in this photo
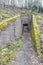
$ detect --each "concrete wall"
[15,17,22,38]
[0,16,22,47]
[21,15,32,32]
[21,15,29,24]
[0,21,15,47]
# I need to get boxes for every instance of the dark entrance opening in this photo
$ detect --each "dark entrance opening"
[23,24,29,32]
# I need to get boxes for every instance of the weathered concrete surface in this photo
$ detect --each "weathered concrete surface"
[15,17,22,38]
[21,15,29,24]
[0,17,22,47]
[0,21,15,47]
[21,14,31,32]
[10,33,42,65]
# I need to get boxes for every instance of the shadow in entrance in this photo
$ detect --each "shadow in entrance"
[23,23,29,32]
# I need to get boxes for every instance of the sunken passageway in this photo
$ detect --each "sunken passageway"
[0,14,42,65]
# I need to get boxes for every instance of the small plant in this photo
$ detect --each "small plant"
[15,42,21,48]
[17,36,22,41]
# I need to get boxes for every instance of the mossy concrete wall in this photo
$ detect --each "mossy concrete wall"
[0,21,15,47]
[0,15,22,47]
[30,14,41,58]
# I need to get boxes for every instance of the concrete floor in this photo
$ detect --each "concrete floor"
[10,32,42,65]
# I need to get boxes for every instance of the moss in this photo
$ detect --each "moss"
[30,14,41,57]
[0,48,2,51]
[15,43,21,48]
[17,36,22,41]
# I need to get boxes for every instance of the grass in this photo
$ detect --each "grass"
[0,40,22,65]
[0,43,15,65]
[15,36,22,48]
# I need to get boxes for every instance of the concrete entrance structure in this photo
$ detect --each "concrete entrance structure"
[0,14,31,47]
[21,14,31,32]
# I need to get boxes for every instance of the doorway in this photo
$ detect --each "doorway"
[23,23,29,32]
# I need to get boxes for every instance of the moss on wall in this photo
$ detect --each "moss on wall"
[30,14,41,58]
